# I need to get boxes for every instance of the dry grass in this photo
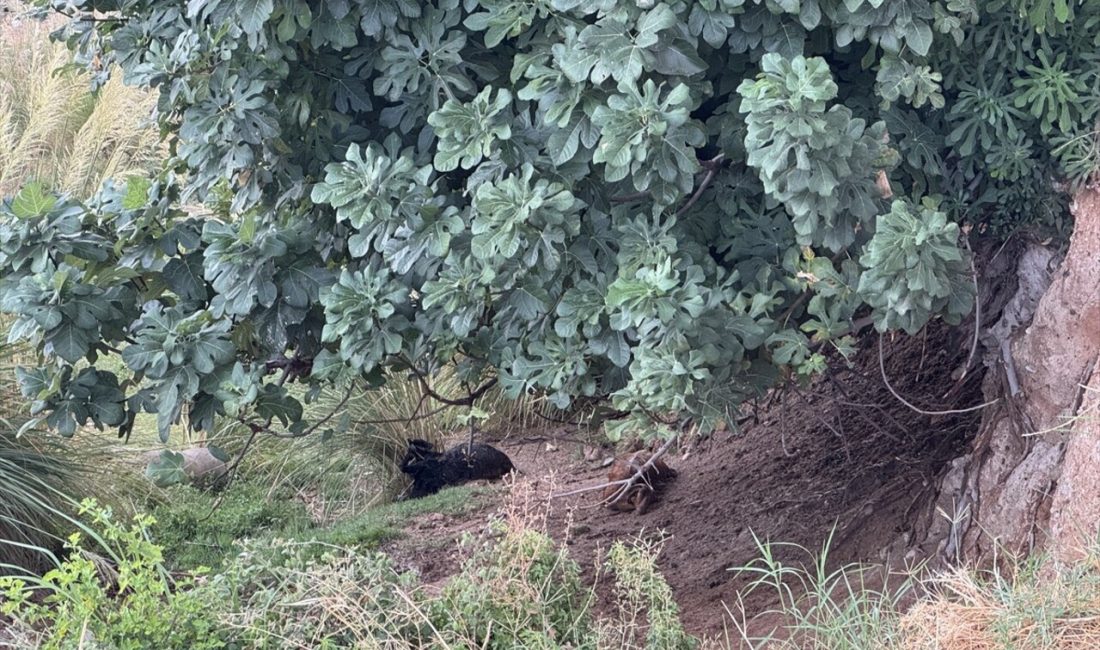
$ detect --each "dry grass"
[896,554,1100,650]
[0,8,161,198]
[726,533,1100,650]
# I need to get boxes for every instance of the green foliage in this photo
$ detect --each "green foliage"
[0,500,226,650]
[436,525,596,647]
[858,199,974,334]
[591,80,706,206]
[738,54,886,250]
[603,538,698,649]
[430,86,515,172]
[2,0,1097,442]
[149,480,311,571]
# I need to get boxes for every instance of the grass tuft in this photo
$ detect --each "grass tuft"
[0,10,161,198]
[726,529,916,648]
[897,546,1100,649]
[304,484,490,553]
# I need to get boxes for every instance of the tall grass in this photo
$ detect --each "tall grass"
[726,531,1100,650]
[0,9,161,198]
[0,406,156,576]
[0,428,80,574]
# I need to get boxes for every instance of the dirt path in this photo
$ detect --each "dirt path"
[382,322,984,639]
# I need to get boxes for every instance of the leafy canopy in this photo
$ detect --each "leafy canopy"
[3,0,1098,440]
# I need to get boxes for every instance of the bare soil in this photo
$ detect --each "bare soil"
[381,321,985,640]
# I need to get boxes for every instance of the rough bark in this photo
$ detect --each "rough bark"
[1048,355,1100,562]
[917,187,1100,565]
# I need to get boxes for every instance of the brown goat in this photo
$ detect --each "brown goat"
[601,451,677,514]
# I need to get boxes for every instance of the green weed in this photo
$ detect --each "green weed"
[725,529,915,649]
[0,499,227,650]
[149,481,312,571]
[600,537,698,649]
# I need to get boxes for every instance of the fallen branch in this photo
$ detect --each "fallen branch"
[549,477,637,499]
[550,436,677,507]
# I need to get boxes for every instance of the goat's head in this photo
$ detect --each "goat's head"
[400,438,441,473]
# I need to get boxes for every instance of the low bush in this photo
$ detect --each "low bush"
[600,538,698,650]
[433,524,597,648]
[207,489,696,649]
[3,490,698,650]
[209,537,433,649]
[149,481,312,571]
[0,500,226,650]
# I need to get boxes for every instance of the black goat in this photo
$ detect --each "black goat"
[399,438,516,498]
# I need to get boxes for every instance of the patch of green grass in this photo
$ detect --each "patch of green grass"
[149,479,490,571]
[303,485,490,552]
[149,481,312,571]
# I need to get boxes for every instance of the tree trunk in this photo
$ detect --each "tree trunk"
[918,187,1100,566]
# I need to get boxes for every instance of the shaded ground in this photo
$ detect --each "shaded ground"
[380,322,985,639]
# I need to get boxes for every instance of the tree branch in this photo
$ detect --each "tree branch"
[400,356,498,407]
[609,191,650,204]
[675,154,725,217]
[609,153,726,211]
[550,436,677,506]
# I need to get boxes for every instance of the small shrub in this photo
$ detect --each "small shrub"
[0,499,226,650]
[601,538,698,650]
[210,525,599,649]
[435,525,597,648]
[210,538,434,649]
[150,480,312,571]
[197,485,701,650]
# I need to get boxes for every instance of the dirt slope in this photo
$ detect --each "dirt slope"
[382,322,984,639]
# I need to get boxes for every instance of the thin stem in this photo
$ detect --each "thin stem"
[878,335,999,416]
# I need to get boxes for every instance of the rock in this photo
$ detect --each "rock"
[142,447,229,488]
